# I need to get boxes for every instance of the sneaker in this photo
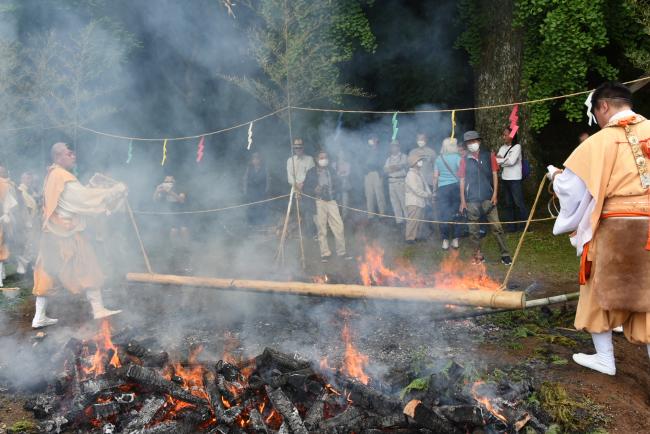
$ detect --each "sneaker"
[451,238,459,249]
[471,255,485,265]
[321,256,331,263]
[441,239,449,250]
[501,255,513,266]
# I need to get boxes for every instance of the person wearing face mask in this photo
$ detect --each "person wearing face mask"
[458,131,512,265]
[496,127,529,232]
[384,140,408,225]
[363,135,387,219]
[303,150,351,263]
[287,138,316,237]
[433,138,462,250]
[404,154,432,243]
[548,81,650,376]
[409,133,437,234]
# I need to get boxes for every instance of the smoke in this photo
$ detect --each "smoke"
[0,0,477,392]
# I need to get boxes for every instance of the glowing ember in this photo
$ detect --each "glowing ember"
[358,243,500,290]
[471,381,508,423]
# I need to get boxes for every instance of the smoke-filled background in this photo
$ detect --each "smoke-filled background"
[0,0,648,397]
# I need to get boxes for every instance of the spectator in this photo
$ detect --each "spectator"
[332,149,352,219]
[405,154,432,243]
[384,140,408,225]
[408,133,437,234]
[153,175,190,260]
[363,134,386,218]
[243,152,270,226]
[496,127,529,232]
[433,138,462,250]
[286,138,316,236]
[15,171,40,274]
[458,130,512,265]
[303,150,351,262]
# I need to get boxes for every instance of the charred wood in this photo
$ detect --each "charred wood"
[92,402,120,420]
[276,421,290,434]
[215,360,242,382]
[403,400,460,434]
[436,405,483,426]
[177,405,212,425]
[248,408,269,433]
[338,377,401,415]
[257,348,311,373]
[124,396,166,430]
[317,406,364,432]
[303,390,327,430]
[122,364,209,406]
[127,420,194,434]
[24,394,58,419]
[80,377,125,397]
[265,385,308,434]
[125,340,169,367]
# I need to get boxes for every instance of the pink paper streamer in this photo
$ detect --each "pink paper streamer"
[508,105,519,139]
[196,136,205,163]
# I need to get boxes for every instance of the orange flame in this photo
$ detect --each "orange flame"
[471,381,508,424]
[82,319,121,377]
[341,321,369,385]
[358,243,500,290]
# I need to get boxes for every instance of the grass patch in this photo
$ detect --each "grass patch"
[9,420,39,433]
[539,382,610,432]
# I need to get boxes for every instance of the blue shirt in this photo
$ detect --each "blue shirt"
[434,153,461,187]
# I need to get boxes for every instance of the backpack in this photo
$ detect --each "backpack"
[521,149,531,179]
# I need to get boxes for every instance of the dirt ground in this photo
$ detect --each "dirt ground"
[1,219,649,433]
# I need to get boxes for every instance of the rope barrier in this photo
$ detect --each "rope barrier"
[76,107,289,142]
[299,192,555,225]
[132,193,290,215]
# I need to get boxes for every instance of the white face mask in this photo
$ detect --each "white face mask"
[417,140,426,147]
[467,143,480,153]
[416,160,424,168]
[318,159,329,167]
[368,140,376,146]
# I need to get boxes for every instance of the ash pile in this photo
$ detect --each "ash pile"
[24,325,547,433]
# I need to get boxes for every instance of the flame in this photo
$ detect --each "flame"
[358,243,500,290]
[82,319,121,377]
[341,320,369,385]
[471,381,508,424]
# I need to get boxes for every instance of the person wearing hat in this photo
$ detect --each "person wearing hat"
[287,138,316,236]
[458,130,512,265]
[384,139,408,225]
[405,153,432,243]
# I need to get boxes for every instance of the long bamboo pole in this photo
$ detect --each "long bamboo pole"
[126,272,525,309]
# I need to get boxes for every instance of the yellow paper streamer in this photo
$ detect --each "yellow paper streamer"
[161,139,168,166]
[450,110,456,140]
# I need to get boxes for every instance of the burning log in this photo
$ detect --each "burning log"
[80,377,125,397]
[247,408,269,433]
[303,390,327,430]
[122,364,209,406]
[92,401,121,419]
[338,376,402,415]
[256,347,311,373]
[130,420,193,434]
[403,400,461,434]
[124,396,166,430]
[125,340,169,367]
[436,405,484,426]
[317,406,364,432]
[127,273,526,309]
[265,385,308,434]
[24,394,58,419]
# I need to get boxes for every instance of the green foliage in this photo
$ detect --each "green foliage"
[454,0,482,66]
[399,376,429,399]
[225,0,376,110]
[9,420,38,433]
[539,382,610,432]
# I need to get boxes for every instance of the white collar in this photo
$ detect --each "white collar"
[608,109,636,123]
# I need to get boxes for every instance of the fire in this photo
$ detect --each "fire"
[471,381,508,424]
[341,319,369,385]
[82,319,121,377]
[358,243,500,290]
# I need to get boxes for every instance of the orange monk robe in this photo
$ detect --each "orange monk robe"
[33,165,125,296]
[564,115,650,344]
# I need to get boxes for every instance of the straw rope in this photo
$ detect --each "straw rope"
[132,193,290,215]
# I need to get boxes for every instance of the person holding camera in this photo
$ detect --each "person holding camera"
[433,137,462,250]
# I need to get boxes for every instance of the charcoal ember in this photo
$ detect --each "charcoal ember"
[267,368,315,389]
[177,405,212,424]
[276,422,290,434]
[303,390,327,430]
[122,364,208,406]
[206,425,230,434]
[171,375,184,385]
[247,408,269,433]
[80,377,125,396]
[247,374,265,390]
[128,420,194,434]
[39,415,69,433]
[339,378,401,415]
[24,394,58,419]
[436,405,483,426]
[103,422,116,434]
[317,406,364,433]
[305,379,324,395]
[256,348,310,373]
[125,340,169,367]
[92,401,121,419]
[215,360,241,382]
[124,396,166,430]
[365,413,408,429]
[403,399,460,434]
[115,392,136,404]
[220,405,242,424]
[265,385,308,434]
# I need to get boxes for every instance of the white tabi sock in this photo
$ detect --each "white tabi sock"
[31,296,58,329]
[86,288,122,319]
[573,331,616,375]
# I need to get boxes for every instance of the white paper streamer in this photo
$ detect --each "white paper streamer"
[247,121,253,150]
[585,91,596,126]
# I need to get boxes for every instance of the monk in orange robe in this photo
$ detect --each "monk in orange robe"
[550,82,650,375]
[32,142,127,328]
[0,166,18,287]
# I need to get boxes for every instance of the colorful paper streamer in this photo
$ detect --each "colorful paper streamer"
[247,122,253,150]
[126,140,133,164]
[508,105,519,138]
[585,91,596,126]
[391,112,399,141]
[450,110,456,140]
[196,136,205,163]
[161,139,168,166]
